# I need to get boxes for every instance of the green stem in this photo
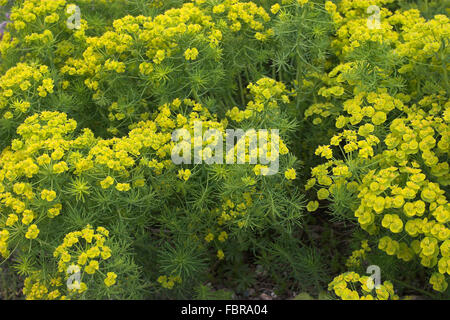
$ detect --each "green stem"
[296,54,302,87]
[244,67,251,84]
[237,74,245,107]
[441,54,449,96]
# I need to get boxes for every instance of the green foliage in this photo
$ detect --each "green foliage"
[0,0,448,300]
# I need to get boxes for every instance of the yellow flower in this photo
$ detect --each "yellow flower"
[47,290,60,300]
[61,251,71,263]
[373,197,385,213]
[306,201,319,212]
[87,246,101,258]
[305,178,316,190]
[51,149,64,161]
[177,169,191,181]
[25,224,39,239]
[6,214,19,227]
[100,176,114,189]
[153,49,165,64]
[184,48,199,60]
[284,168,296,180]
[85,260,99,274]
[253,164,269,176]
[317,188,329,200]
[315,145,333,159]
[82,226,95,243]
[4,111,13,120]
[97,227,109,237]
[104,272,117,287]
[48,204,62,218]
[420,237,438,257]
[205,233,214,242]
[116,183,131,192]
[372,112,387,126]
[134,179,146,187]
[62,81,70,89]
[78,282,88,294]
[217,249,225,260]
[157,275,166,284]
[429,272,448,292]
[77,253,88,265]
[53,161,68,174]
[218,231,228,242]
[22,210,34,225]
[37,154,51,166]
[100,246,112,260]
[41,189,57,202]
[270,4,281,14]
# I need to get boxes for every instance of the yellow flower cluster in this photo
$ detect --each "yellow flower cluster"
[0,94,241,263]
[58,1,274,130]
[429,272,448,293]
[1,0,90,62]
[22,272,60,300]
[184,48,199,61]
[0,229,10,257]
[325,0,398,56]
[307,1,450,293]
[391,11,449,74]
[226,77,292,122]
[325,1,449,92]
[346,240,371,268]
[157,274,182,289]
[53,225,111,273]
[102,98,225,178]
[351,164,448,288]
[284,168,296,180]
[381,112,449,184]
[304,102,336,125]
[306,118,449,289]
[22,225,114,300]
[0,63,53,120]
[212,0,273,40]
[177,169,192,181]
[217,194,252,227]
[203,193,256,261]
[224,78,291,170]
[328,271,399,300]
[104,272,118,287]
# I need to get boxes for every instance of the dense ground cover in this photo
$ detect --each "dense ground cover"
[0,0,448,300]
